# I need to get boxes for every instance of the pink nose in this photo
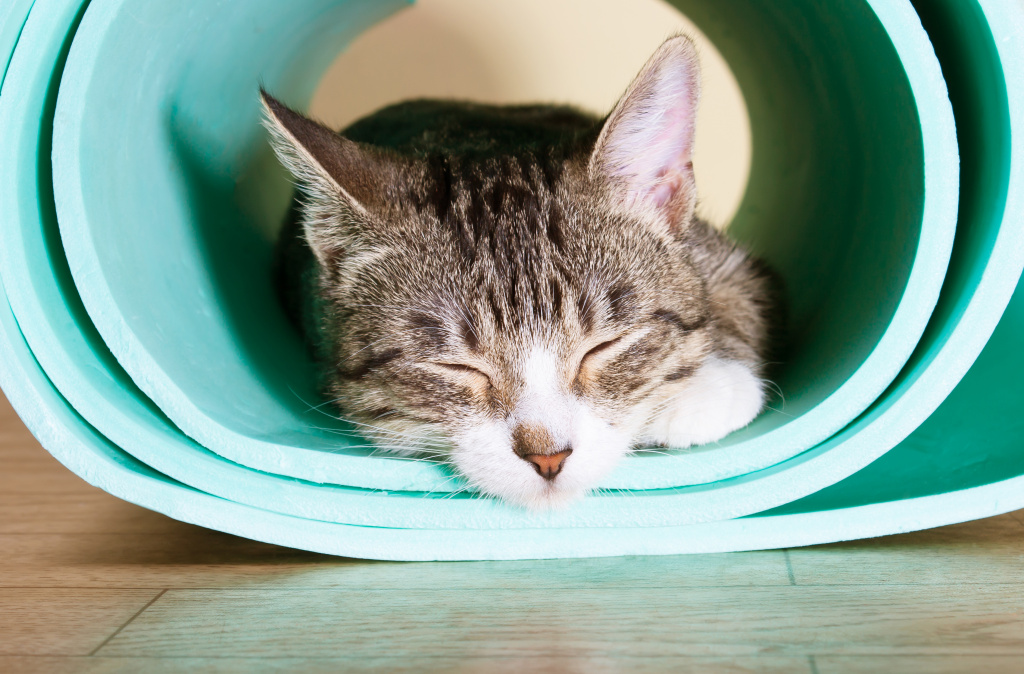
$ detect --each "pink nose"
[523,449,572,480]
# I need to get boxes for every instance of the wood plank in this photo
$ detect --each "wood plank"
[0,530,789,589]
[0,656,812,673]
[0,397,89,495]
[97,584,1024,659]
[0,492,177,535]
[0,588,162,656]
[788,513,1024,585]
[815,655,1024,673]
[0,468,88,495]
[0,433,87,495]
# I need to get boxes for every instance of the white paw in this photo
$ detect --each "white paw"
[643,356,764,448]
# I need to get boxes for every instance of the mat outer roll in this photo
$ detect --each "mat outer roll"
[0,0,1021,559]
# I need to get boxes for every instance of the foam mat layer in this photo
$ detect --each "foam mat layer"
[0,0,1021,558]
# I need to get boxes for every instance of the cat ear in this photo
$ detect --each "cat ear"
[589,36,700,232]
[260,90,383,265]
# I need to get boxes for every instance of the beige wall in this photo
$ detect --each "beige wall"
[311,0,749,227]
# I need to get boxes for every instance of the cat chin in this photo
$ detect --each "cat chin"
[640,356,765,448]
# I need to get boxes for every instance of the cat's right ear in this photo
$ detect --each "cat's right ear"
[260,90,382,265]
[589,36,701,234]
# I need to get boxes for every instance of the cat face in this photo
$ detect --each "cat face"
[309,184,715,508]
[262,36,757,508]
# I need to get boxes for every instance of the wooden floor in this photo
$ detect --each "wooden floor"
[2,392,1024,673]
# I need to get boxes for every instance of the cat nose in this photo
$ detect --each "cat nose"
[523,449,573,480]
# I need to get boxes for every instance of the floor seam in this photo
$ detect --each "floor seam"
[88,588,167,656]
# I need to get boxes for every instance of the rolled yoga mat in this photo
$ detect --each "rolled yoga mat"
[0,0,1021,557]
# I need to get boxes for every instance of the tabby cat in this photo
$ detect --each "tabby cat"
[262,36,781,508]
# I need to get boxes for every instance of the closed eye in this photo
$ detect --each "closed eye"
[577,336,624,375]
[433,362,494,388]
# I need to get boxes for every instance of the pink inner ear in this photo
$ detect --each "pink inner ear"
[645,170,686,209]
[604,58,698,211]
[619,117,694,210]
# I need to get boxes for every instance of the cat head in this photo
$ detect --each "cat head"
[263,36,719,508]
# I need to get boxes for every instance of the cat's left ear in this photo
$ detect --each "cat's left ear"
[589,35,700,233]
[260,90,392,266]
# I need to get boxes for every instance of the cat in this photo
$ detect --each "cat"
[262,35,782,509]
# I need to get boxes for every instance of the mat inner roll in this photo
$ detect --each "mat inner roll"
[48,0,957,495]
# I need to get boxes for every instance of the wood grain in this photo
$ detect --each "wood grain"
[788,516,1024,586]
[0,491,177,535]
[93,584,1024,659]
[0,531,789,590]
[815,655,1024,674]
[0,589,160,656]
[0,656,812,673]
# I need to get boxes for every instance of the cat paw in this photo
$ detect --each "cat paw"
[642,356,764,448]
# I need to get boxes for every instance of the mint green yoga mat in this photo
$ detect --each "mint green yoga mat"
[0,0,1021,558]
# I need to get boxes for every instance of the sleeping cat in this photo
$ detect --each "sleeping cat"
[262,35,781,509]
